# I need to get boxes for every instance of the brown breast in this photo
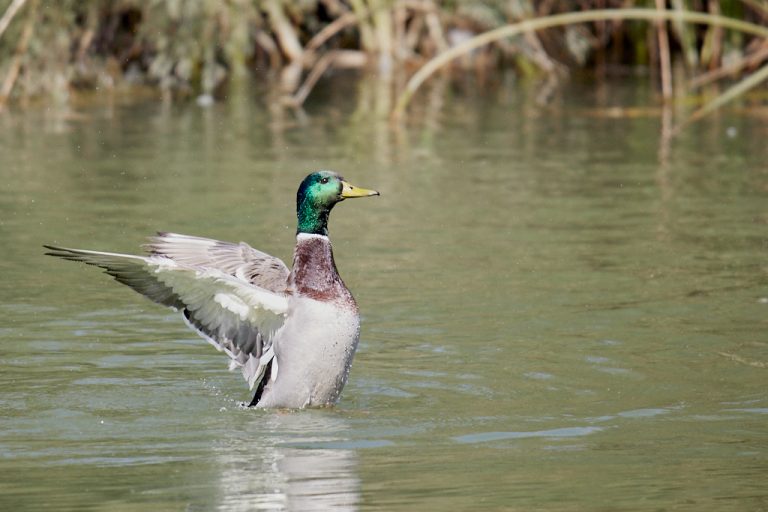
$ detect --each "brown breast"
[289,234,357,307]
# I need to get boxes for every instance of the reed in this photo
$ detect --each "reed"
[391,8,768,122]
[0,0,765,125]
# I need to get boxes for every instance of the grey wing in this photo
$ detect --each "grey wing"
[44,245,288,390]
[144,232,290,293]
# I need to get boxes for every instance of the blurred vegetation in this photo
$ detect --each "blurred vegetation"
[0,0,767,117]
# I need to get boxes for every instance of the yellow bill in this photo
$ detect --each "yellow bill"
[341,180,380,198]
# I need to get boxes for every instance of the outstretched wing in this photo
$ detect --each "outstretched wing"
[144,232,290,293]
[44,245,288,389]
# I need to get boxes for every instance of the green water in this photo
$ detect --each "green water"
[1,78,766,511]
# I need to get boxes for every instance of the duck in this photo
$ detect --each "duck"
[44,171,379,408]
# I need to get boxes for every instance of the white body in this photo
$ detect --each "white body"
[257,297,360,408]
[45,226,369,409]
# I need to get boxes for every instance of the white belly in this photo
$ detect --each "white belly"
[258,297,360,408]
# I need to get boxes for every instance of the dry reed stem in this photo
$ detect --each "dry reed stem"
[424,10,447,54]
[677,60,768,130]
[0,0,26,40]
[740,0,768,19]
[689,42,768,89]
[305,11,360,54]
[349,0,375,52]
[392,8,768,119]
[371,1,394,72]
[0,0,35,111]
[404,11,424,52]
[255,30,282,69]
[287,50,367,107]
[655,0,673,99]
[264,0,303,62]
[288,51,337,106]
[671,0,699,68]
[705,0,723,69]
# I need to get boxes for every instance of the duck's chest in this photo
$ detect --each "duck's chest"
[271,296,360,404]
[266,232,361,406]
[283,296,360,350]
[288,234,354,303]
[284,232,360,355]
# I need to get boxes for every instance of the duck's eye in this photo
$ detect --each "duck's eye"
[320,177,329,184]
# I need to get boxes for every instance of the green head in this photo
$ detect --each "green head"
[296,170,379,235]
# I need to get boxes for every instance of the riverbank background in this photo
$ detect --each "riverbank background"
[0,0,767,123]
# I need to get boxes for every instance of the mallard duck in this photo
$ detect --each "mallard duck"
[44,171,379,408]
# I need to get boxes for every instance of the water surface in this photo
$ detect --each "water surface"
[1,78,766,510]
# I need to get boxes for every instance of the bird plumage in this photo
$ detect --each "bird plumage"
[45,171,378,408]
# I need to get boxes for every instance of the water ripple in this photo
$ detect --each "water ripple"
[452,426,604,444]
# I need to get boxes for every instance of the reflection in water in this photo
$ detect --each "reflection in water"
[214,412,359,511]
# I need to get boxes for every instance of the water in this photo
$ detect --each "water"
[1,77,766,510]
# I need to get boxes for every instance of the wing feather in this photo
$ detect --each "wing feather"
[44,245,288,390]
[144,232,290,293]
